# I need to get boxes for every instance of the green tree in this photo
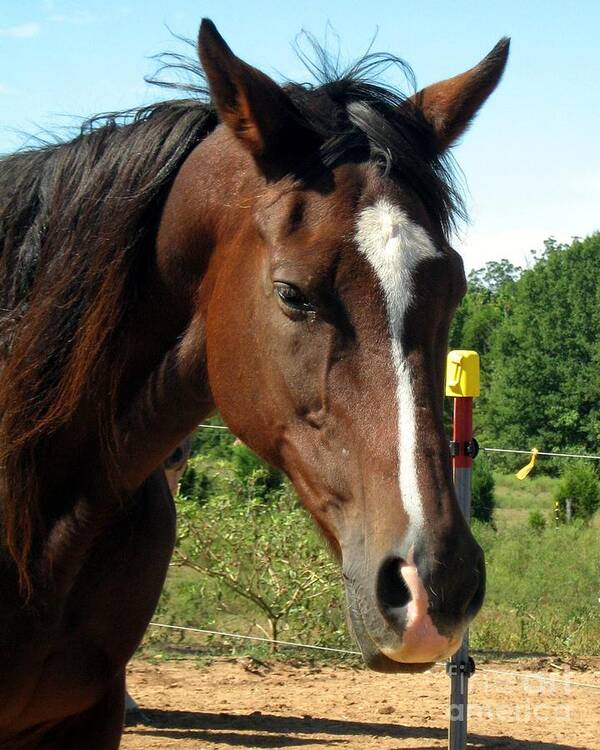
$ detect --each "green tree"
[484,234,600,455]
[231,442,284,500]
[448,258,521,434]
[450,258,521,359]
[190,415,236,459]
[178,464,215,504]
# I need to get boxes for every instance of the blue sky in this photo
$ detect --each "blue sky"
[1,0,599,271]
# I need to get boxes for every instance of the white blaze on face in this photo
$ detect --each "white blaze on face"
[355,199,438,541]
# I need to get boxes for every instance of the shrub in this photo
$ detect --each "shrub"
[170,441,347,651]
[190,416,235,459]
[178,464,217,504]
[151,458,600,659]
[470,520,600,655]
[528,509,546,532]
[553,462,600,523]
[471,457,496,523]
[231,442,283,500]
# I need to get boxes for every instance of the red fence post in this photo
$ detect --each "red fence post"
[445,351,480,750]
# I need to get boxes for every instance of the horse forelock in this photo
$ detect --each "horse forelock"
[284,81,465,238]
[151,41,465,233]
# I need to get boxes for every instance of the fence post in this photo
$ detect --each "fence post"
[445,350,480,750]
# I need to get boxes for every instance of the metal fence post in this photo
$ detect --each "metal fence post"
[445,350,480,750]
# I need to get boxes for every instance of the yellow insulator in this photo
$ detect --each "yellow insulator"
[445,350,480,398]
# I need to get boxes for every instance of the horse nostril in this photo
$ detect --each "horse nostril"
[376,557,411,612]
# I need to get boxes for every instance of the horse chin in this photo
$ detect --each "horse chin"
[344,580,437,674]
[362,647,435,674]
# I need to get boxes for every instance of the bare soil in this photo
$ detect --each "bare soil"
[123,657,599,750]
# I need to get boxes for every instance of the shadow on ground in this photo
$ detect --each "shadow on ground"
[125,708,588,750]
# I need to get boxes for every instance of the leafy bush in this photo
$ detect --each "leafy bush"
[553,462,600,523]
[231,442,284,500]
[471,457,496,523]
[149,419,600,660]
[171,447,347,651]
[178,464,217,504]
[528,509,546,532]
[190,415,236,459]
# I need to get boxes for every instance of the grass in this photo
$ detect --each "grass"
[493,472,557,526]
[471,519,600,655]
[474,470,600,655]
[493,469,600,528]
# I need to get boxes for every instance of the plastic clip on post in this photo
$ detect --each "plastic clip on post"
[445,350,480,750]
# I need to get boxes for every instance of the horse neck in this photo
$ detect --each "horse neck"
[53,130,254,497]
[108,131,257,491]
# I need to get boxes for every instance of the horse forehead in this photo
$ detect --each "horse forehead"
[354,198,439,289]
[254,167,362,247]
[254,174,441,283]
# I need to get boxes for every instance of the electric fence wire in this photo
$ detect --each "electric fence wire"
[198,423,600,461]
[147,622,600,692]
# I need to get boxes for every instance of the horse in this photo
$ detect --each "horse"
[0,18,509,748]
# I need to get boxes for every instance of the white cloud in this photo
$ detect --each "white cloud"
[0,84,9,94]
[0,23,41,38]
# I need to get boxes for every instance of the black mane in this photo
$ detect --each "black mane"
[289,76,465,234]
[0,99,216,353]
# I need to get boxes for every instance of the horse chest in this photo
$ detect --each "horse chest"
[2,473,176,734]
[63,473,177,668]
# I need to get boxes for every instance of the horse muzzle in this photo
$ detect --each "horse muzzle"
[344,544,485,673]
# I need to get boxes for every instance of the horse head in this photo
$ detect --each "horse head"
[161,20,509,672]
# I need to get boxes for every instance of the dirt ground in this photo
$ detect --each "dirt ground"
[122,656,599,750]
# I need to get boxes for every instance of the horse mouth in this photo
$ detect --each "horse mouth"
[343,574,460,673]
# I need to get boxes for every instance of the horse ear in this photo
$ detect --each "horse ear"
[410,38,510,153]
[198,19,315,162]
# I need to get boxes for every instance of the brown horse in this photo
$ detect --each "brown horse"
[0,19,508,748]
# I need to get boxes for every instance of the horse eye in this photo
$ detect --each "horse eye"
[274,282,315,314]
